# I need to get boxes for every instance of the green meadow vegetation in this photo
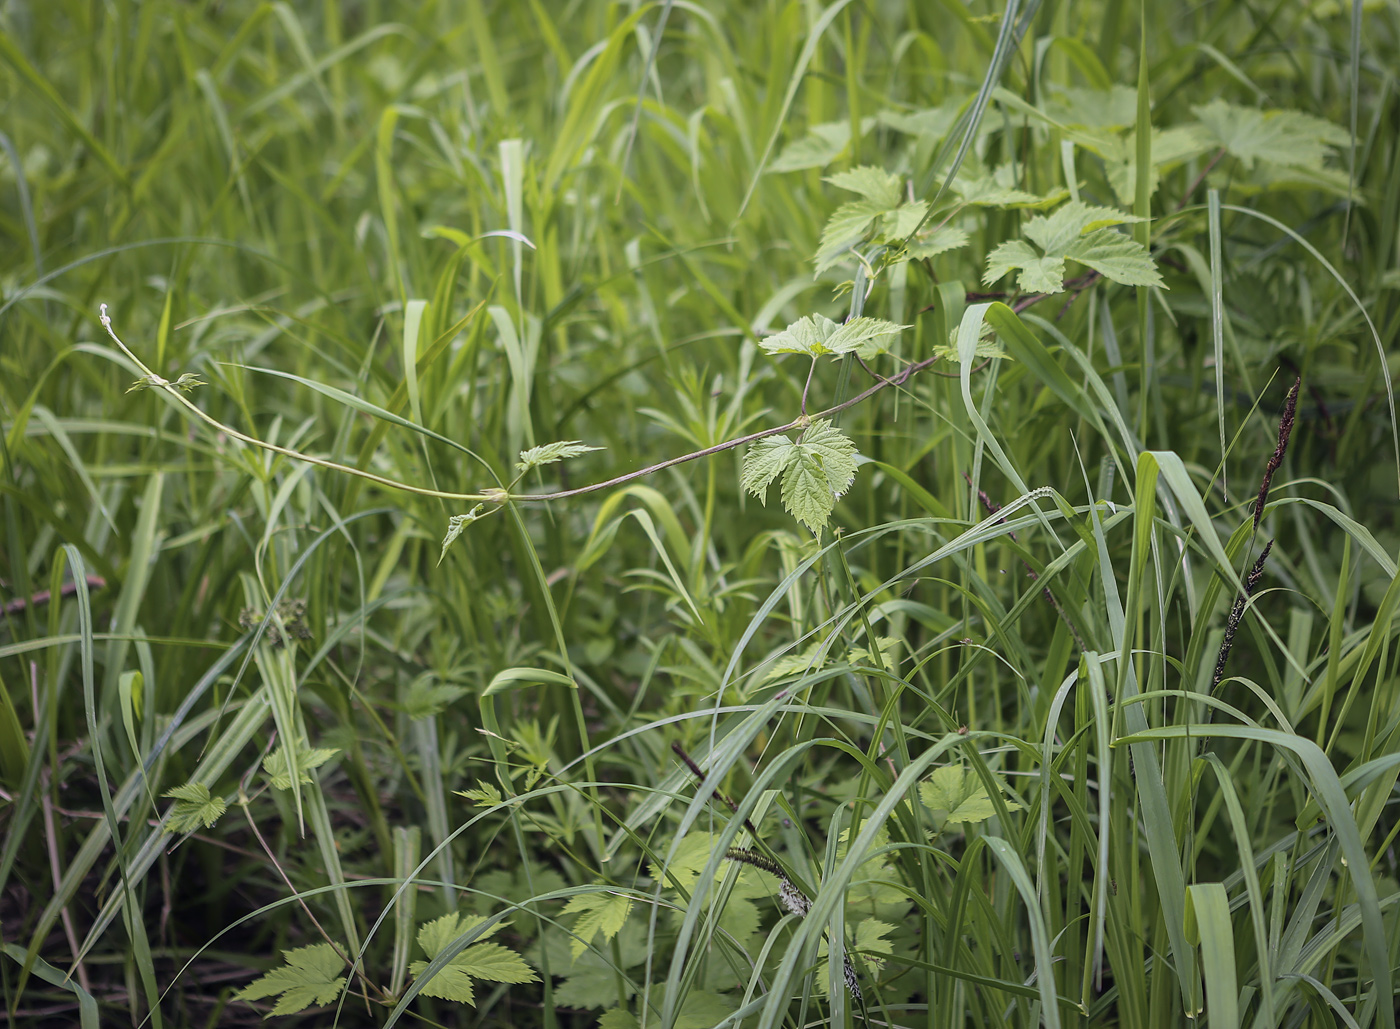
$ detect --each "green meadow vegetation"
[3,1,1400,1026]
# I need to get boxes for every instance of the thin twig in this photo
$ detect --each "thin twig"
[1177,148,1228,212]
[100,304,946,507]
[3,575,106,615]
[236,791,385,1005]
[800,356,817,417]
[671,742,761,841]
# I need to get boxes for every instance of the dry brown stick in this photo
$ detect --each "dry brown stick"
[670,742,762,841]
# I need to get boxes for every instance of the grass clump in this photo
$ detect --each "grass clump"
[2,2,1400,1028]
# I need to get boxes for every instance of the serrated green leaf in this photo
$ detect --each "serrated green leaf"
[453,942,537,984]
[904,225,971,260]
[561,892,633,958]
[599,1008,640,1029]
[418,913,505,957]
[1041,84,1139,129]
[439,504,485,565]
[742,435,796,499]
[235,943,346,1016]
[675,991,737,1029]
[163,781,227,834]
[847,636,901,669]
[455,779,503,806]
[516,440,604,473]
[408,957,475,1003]
[1103,125,1211,203]
[263,741,340,790]
[815,199,889,271]
[759,315,906,360]
[545,920,646,1010]
[769,119,872,173]
[985,200,1161,293]
[985,240,1064,294]
[878,200,929,240]
[1064,229,1167,287]
[799,420,858,492]
[920,764,1022,826]
[815,917,894,995]
[649,832,768,899]
[878,97,965,139]
[759,314,841,356]
[763,641,827,682]
[411,912,535,1005]
[854,917,896,967]
[745,420,859,533]
[649,832,718,892]
[953,163,1067,208]
[825,317,907,358]
[1023,201,1142,255]
[1192,99,1348,170]
[824,165,901,205]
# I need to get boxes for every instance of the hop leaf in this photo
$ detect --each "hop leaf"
[162,781,226,833]
[263,741,339,790]
[984,200,1164,294]
[878,97,965,140]
[815,200,891,272]
[759,315,841,357]
[953,163,1068,209]
[742,419,859,533]
[825,166,902,206]
[768,118,874,173]
[235,943,346,1016]
[920,764,1022,826]
[816,166,938,271]
[516,440,603,473]
[903,225,971,261]
[760,315,907,359]
[1192,99,1348,171]
[439,504,485,565]
[561,892,633,958]
[409,912,537,1005]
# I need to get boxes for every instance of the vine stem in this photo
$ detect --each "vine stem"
[800,355,817,417]
[100,304,945,506]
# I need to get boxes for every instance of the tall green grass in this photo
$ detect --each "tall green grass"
[1,1,1399,1027]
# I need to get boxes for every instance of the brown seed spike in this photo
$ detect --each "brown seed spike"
[1254,376,1300,531]
[1211,540,1275,694]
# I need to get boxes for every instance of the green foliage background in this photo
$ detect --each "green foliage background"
[2,1,1400,1027]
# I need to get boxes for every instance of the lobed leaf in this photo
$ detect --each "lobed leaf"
[561,892,633,958]
[235,943,346,1017]
[162,782,227,833]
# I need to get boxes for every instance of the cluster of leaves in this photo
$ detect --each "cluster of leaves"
[408,913,538,1004]
[231,913,536,1016]
[984,200,1162,294]
[741,420,859,533]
